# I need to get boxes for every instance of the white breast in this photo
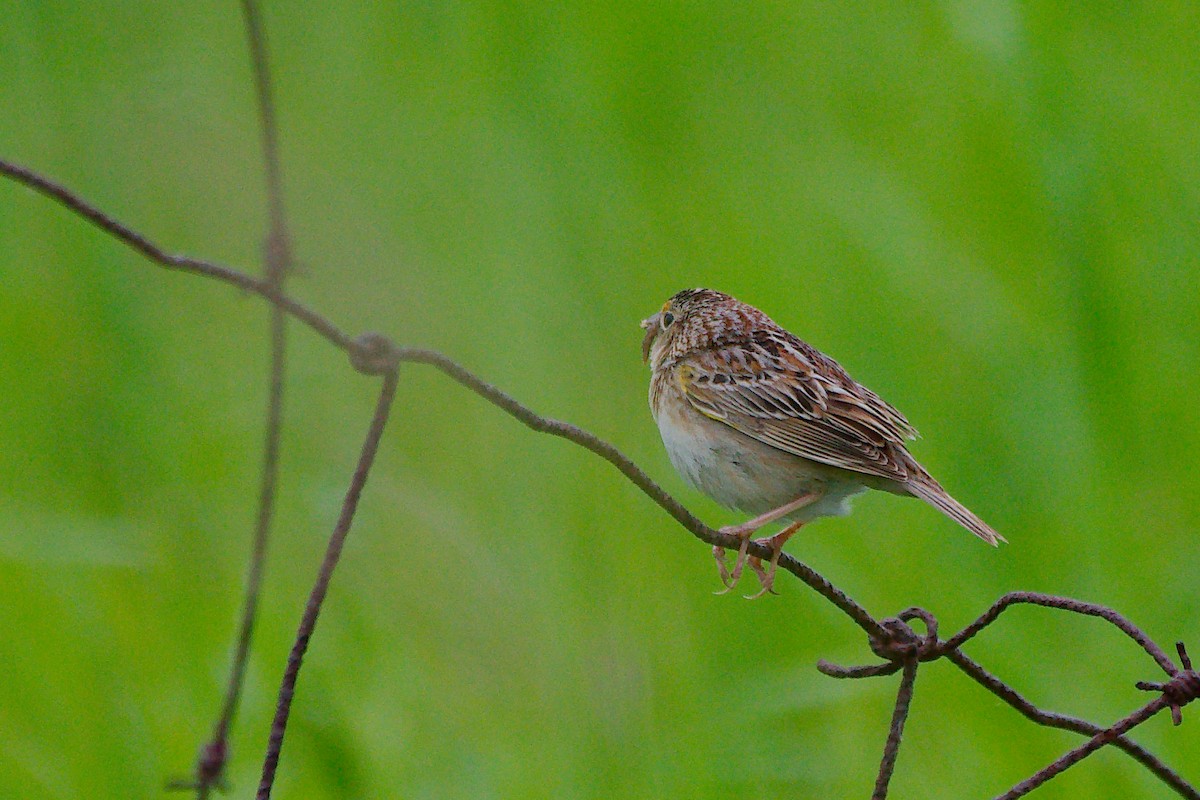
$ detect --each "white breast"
[652,383,869,523]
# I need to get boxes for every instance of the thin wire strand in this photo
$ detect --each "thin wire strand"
[873,658,919,800]
[943,592,1177,676]
[255,369,399,800]
[172,3,297,794]
[0,158,352,352]
[240,0,288,249]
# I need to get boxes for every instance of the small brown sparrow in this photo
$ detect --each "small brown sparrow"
[641,288,1003,599]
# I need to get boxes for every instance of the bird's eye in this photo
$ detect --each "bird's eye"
[661,312,675,328]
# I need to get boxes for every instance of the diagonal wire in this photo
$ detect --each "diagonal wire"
[0,157,348,350]
[254,368,400,800]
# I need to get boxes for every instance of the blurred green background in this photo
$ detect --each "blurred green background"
[2,2,1199,798]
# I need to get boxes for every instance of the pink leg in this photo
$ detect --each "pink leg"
[718,491,820,538]
[713,489,822,594]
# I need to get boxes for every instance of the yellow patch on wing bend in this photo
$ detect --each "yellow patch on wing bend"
[677,364,727,422]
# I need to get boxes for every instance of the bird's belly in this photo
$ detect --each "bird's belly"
[655,401,867,522]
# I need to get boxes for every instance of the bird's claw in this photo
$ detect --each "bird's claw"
[743,585,775,601]
[744,554,780,599]
[712,544,734,591]
[712,532,755,593]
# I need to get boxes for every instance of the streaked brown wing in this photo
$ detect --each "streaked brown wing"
[678,334,919,482]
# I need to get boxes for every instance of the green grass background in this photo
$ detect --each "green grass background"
[2,2,1199,798]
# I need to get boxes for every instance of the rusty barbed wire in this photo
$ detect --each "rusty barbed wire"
[4,151,1195,798]
[1,9,1196,797]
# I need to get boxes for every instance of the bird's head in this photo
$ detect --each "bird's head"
[640,288,738,368]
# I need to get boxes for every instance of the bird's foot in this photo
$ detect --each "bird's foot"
[744,545,782,600]
[712,528,753,594]
[742,521,804,600]
[718,519,764,538]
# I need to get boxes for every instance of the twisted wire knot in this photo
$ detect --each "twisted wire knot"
[196,739,228,787]
[165,738,228,794]
[349,332,400,376]
[869,608,941,664]
[819,608,944,679]
[869,619,921,661]
[1163,671,1200,707]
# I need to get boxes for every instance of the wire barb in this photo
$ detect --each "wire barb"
[350,332,402,376]
[1137,642,1200,726]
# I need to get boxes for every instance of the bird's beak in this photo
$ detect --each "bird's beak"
[640,313,660,364]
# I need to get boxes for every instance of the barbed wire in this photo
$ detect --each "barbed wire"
[2,3,1197,798]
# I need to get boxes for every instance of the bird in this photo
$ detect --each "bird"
[641,288,1003,599]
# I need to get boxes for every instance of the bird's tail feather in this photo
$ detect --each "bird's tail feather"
[907,478,1005,546]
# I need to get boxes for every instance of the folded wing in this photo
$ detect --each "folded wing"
[678,330,919,483]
